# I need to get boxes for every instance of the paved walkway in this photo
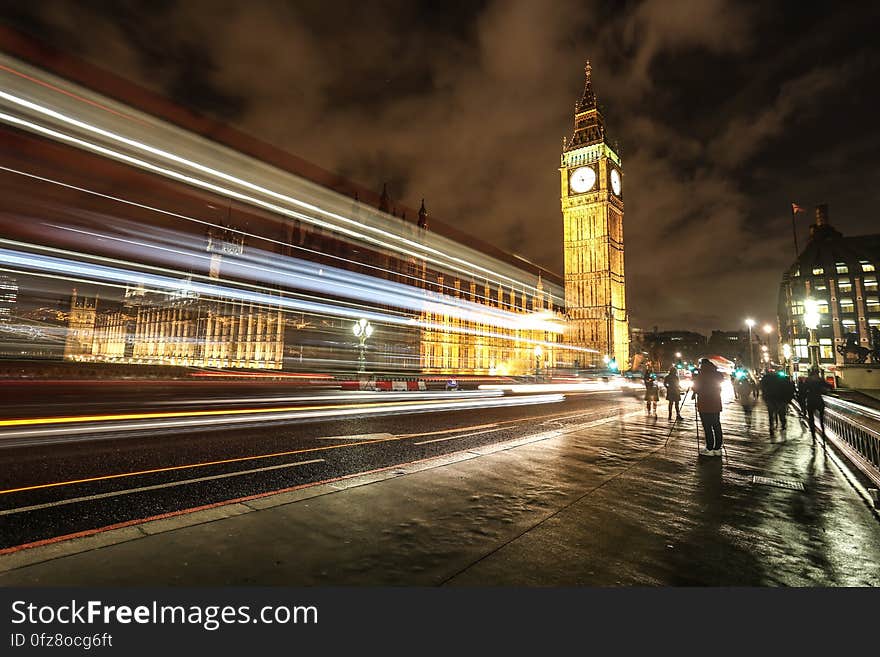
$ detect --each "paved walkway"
[1,397,878,586]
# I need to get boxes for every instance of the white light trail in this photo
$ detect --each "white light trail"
[0,74,563,303]
[0,393,566,443]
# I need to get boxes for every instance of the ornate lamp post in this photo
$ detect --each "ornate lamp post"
[803,299,820,371]
[352,318,373,373]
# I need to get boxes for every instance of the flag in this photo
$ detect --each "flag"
[791,202,805,214]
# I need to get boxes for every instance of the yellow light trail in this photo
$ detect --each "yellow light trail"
[0,397,495,428]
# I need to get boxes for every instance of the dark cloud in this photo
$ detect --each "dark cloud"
[3,0,880,335]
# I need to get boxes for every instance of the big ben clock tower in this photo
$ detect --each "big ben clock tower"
[560,61,628,369]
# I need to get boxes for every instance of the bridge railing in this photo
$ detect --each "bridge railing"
[822,396,880,500]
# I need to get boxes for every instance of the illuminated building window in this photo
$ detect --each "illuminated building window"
[841,319,856,328]
[839,298,854,313]
[860,261,876,272]
[838,278,852,292]
[793,338,808,359]
[819,338,833,360]
[791,301,804,315]
[835,263,848,274]
[812,266,824,275]
[867,296,880,313]
[864,276,878,292]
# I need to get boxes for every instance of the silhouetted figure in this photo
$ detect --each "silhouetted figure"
[664,366,682,420]
[693,359,724,456]
[802,366,831,441]
[736,375,757,427]
[760,370,796,433]
[644,368,659,417]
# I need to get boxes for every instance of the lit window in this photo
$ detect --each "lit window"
[841,319,856,328]
[860,261,876,272]
[836,263,848,274]
[838,278,852,292]
[819,338,833,359]
[791,302,804,315]
[870,319,880,326]
[839,298,854,313]
[867,296,880,312]
[812,266,824,275]
[864,276,878,291]
[792,267,801,277]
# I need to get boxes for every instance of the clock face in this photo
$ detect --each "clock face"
[569,166,596,194]
[610,168,622,196]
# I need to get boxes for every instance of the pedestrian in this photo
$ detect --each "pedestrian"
[692,358,724,456]
[736,375,757,428]
[664,366,682,420]
[644,367,659,416]
[760,370,796,433]
[796,375,808,417]
[802,366,831,441]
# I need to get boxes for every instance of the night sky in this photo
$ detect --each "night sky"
[4,0,880,335]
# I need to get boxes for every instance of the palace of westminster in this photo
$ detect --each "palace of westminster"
[64,64,629,375]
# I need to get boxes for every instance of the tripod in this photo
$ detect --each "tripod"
[664,388,692,449]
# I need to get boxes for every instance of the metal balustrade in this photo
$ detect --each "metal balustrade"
[822,397,880,495]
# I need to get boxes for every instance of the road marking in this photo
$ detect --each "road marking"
[0,459,325,517]
[400,422,500,438]
[413,427,507,445]
[315,433,393,441]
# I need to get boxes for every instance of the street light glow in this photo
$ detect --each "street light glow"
[803,299,820,330]
[763,324,773,334]
[745,318,755,328]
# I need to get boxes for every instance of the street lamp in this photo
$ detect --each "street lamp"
[534,344,543,380]
[745,318,756,372]
[803,299,820,371]
[352,318,373,373]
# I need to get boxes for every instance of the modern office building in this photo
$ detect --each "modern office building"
[777,205,880,373]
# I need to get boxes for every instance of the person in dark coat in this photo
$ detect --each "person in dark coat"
[761,370,796,433]
[801,366,831,441]
[644,367,659,416]
[736,375,757,427]
[664,366,682,421]
[692,358,724,456]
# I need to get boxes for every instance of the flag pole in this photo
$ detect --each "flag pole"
[791,204,800,260]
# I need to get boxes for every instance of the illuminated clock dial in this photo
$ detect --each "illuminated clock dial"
[610,168,622,196]
[569,166,596,194]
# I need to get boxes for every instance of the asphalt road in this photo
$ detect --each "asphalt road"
[0,383,642,549]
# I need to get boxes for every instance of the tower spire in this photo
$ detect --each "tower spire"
[576,60,597,113]
[417,199,428,230]
[568,60,605,150]
[378,182,390,213]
